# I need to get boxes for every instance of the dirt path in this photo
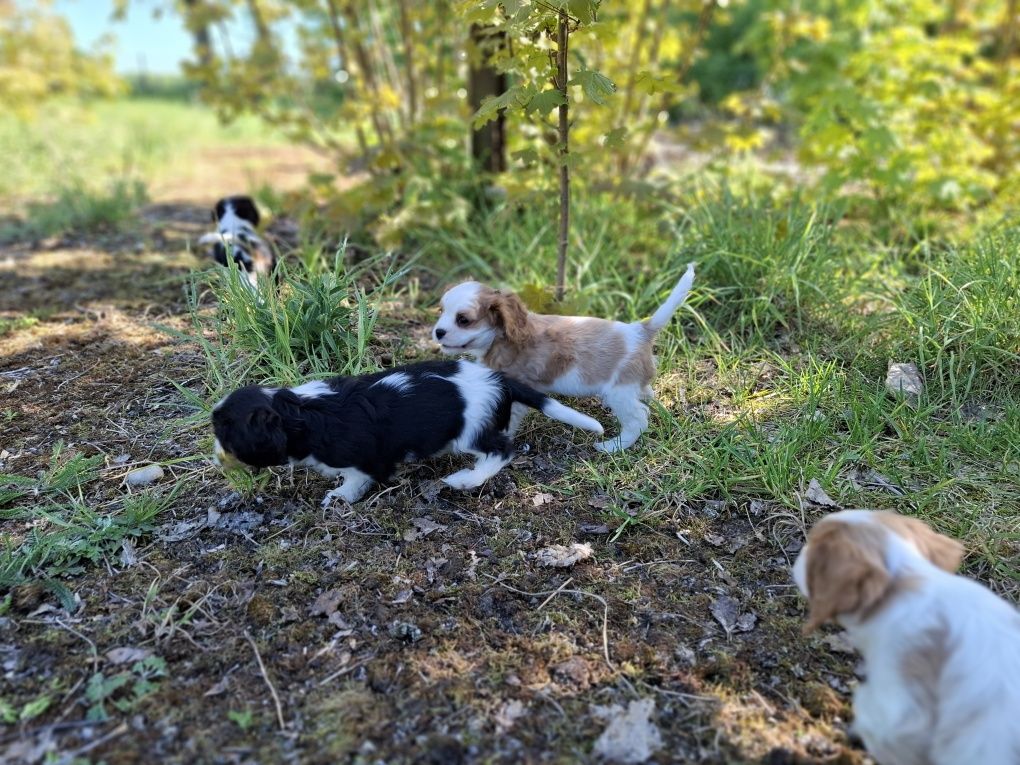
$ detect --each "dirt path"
[1,207,866,765]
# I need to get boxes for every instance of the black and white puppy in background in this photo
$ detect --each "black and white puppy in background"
[198,196,277,288]
[212,359,604,505]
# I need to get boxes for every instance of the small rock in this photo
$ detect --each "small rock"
[124,464,164,487]
[674,645,696,667]
[821,632,856,655]
[885,361,923,405]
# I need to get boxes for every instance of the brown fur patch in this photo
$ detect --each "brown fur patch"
[803,520,892,633]
[477,288,532,348]
[872,512,965,573]
[616,339,656,388]
[899,623,951,758]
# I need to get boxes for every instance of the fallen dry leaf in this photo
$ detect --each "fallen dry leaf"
[106,647,153,665]
[403,516,447,542]
[803,479,840,509]
[532,492,555,507]
[124,464,163,487]
[494,699,527,733]
[592,698,663,764]
[532,542,594,568]
[710,595,757,636]
[309,589,343,618]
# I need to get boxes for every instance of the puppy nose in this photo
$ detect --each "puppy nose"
[435,328,446,340]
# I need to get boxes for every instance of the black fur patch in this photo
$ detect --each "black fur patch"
[213,195,260,227]
[212,361,534,485]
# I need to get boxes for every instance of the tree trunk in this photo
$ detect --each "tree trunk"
[182,0,214,68]
[468,24,507,174]
[321,0,370,158]
[555,11,569,302]
[398,0,419,123]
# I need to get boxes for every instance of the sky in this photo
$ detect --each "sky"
[55,1,196,75]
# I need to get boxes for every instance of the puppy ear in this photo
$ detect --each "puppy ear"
[875,513,965,573]
[488,291,530,347]
[803,522,891,634]
[247,406,281,432]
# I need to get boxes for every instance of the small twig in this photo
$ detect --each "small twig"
[244,630,286,731]
[66,726,127,762]
[319,655,375,686]
[536,577,573,610]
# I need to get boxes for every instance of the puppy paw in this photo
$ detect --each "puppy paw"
[441,471,481,491]
[321,486,360,507]
[594,438,623,453]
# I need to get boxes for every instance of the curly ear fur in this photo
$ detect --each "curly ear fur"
[485,290,531,347]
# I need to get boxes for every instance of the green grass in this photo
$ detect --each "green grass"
[171,248,410,407]
[408,189,1019,583]
[0,444,181,605]
[0,178,149,242]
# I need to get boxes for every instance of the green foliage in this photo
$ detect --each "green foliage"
[722,0,1020,218]
[228,709,255,730]
[86,656,167,721]
[0,444,179,593]
[0,1,122,116]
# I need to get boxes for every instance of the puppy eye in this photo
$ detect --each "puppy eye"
[455,314,471,327]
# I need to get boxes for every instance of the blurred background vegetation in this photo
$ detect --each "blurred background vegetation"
[2,0,1017,248]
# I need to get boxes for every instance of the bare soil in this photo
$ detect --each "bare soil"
[1,205,868,764]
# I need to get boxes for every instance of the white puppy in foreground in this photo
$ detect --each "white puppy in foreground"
[793,510,1020,765]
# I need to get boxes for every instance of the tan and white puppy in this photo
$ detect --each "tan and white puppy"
[793,510,1020,765]
[433,264,695,452]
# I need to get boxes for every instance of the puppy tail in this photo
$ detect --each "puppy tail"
[506,380,604,434]
[643,262,695,334]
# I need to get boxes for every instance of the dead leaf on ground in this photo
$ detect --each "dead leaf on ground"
[119,539,138,568]
[848,466,905,496]
[579,523,610,535]
[106,646,153,665]
[204,675,231,697]
[822,632,856,655]
[532,542,594,568]
[309,589,343,618]
[494,699,527,733]
[403,516,447,542]
[532,492,555,507]
[704,532,725,547]
[803,478,840,509]
[592,698,664,764]
[710,595,757,636]
[157,517,206,543]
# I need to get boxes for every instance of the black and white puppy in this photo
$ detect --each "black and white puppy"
[212,359,604,505]
[198,196,276,288]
